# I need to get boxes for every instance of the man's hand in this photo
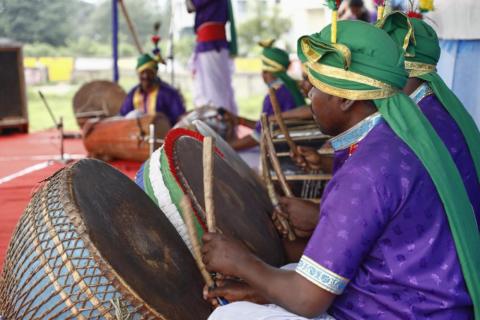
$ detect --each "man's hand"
[203,279,268,307]
[278,197,320,238]
[291,146,323,171]
[201,233,254,277]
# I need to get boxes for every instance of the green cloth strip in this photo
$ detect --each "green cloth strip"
[419,72,480,183]
[376,93,480,319]
[227,0,238,56]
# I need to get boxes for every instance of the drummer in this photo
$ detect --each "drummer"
[119,45,186,126]
[201,21,477,319]
[230,40,306,151]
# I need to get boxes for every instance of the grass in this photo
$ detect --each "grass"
[26,78,264,132]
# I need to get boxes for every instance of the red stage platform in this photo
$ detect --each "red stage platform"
[0,130,141,270]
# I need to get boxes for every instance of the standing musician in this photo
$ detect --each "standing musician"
[187,0,238,114]
[119,40,186,127]
[200,20,478,319]
[230,40,306,152]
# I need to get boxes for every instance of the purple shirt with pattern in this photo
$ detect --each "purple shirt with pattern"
[417,90,480,225]
[253,84,298,136]
[119,79,185,126]
[192,0,229,53]
[297,119,473,319]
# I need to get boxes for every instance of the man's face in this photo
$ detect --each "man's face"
[139,69,156,91]
[300,71,313,97]
[262,71,276,85]
[350,5,362,18]
[308,85,346,136]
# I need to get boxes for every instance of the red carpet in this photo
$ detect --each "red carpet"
[0,130,141,271]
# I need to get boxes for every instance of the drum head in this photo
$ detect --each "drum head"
[68,159,210,319]
[73,80,126,127]
[170,134,285,267]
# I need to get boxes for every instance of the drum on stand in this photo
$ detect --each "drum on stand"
[0,159,211,319]
[73,80,127,128]
[174,106,236,143]
[136,128,285,267]
[83,113,171,162]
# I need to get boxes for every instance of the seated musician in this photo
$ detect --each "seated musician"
[119,41,186,127]
[200,21,477,319]
[230,40,306,151]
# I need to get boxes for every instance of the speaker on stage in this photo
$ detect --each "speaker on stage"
[0,38,28,134]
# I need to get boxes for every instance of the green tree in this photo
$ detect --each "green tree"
[0,0,87,46]
[237,1,292,56]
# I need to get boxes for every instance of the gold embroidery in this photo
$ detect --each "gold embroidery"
[405,61,436,78]
[307,63,396,91]
[261,56,286,73]
[307,72,398,100]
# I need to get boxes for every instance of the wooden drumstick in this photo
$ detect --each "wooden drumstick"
[203,136,216,233]
[268,87,299,158]
[180,196,215,288]
[260,127,296,241]
[181,195,229,306]
[261,113,293,198]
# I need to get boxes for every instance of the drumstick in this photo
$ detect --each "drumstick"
[180,196,228,306]
[268,87,299,158]
[203,136,216,233]
[260,127,296,241]
[261,113,293,198]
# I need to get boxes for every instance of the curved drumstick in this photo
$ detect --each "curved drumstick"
[261,114,293,197]
[260,125,296,241]
[268,87,299,158]
[180,196,228,306]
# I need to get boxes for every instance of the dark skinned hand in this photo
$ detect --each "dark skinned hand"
[277,197,320,238]
[291,146,323,171]
[201,233,254,277]
[202,279,268,308]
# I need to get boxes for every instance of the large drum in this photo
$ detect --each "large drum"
[136,128,285,267]
[83,114,171,162]
[0,159,211,319]
[73,80,127,128]
[174,106,236,143]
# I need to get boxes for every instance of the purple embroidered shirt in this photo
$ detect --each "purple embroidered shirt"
[192,0,229,53]
[296,118,473,319]
[413,84,480,225]
[119,79,185,126]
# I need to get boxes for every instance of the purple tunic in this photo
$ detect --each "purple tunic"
[252,84,298,138]
[413,83,480,225]
[296,117,473,319]
[119,79,185,126]
[192,0,229,53]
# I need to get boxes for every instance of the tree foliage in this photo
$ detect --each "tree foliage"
[237,1,292,56]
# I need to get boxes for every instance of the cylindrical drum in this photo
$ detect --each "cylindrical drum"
[136,128,285,268]
[82,114,171,162]
[0,159,210,319]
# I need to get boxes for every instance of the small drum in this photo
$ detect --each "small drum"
[83,114,171,162]
[73,80,127,128]
[0,159,211,319]
[174,106,236,142]
[136,128,285,267]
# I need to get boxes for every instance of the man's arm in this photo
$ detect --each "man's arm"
[202,233,336,317]
[230,134,259,151]
[119,89,135,116]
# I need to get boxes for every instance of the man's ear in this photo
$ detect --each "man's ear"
[339,99,355,112]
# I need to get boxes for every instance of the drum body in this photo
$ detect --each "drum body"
[0,159,210,319]
[83,114,170,162]
[174,106,236,142]
[136,129,285,267]
[73,80,127,128]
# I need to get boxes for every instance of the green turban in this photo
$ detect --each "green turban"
[136,53,163,73]
[298,20,480,318]
[377,11,480,208]
[259,39,305,107]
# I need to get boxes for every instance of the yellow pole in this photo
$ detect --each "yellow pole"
[331,10,338,43]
